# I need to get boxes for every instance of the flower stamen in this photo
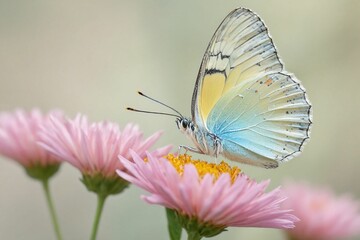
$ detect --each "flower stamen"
[165,154,240,182]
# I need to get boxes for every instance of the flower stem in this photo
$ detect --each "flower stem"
[90,194,107,240]
[41,179,62,240]
[166,208,182,240]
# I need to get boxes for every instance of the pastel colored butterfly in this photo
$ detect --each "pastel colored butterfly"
[129,7,312,168]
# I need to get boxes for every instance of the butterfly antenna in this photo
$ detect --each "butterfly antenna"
[126,107,181,118]
[137,91,183,118]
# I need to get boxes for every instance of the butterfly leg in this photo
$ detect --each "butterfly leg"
[178,145,204,155]
[214,138,223,158]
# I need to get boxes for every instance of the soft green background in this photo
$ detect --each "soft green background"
[1,0,359,239]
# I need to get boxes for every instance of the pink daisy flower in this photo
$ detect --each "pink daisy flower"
[0,109,65,239]
[39,114,171,191]
[0,109,63,168]
[39,113,171,240]
[117,152,298,239]
[282,182,360,240]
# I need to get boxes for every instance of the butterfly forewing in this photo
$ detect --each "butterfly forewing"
[192,8,283,126]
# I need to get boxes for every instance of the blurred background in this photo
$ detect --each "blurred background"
[1,0,360,239]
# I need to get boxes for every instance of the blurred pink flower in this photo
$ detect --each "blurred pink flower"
[282,182,360,240]
[39,114,171,178]
[0,109,63,167]
[117,152,298,231]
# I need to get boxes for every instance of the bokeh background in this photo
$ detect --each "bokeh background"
[1,0,360,239]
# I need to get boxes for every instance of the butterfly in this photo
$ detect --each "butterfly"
[130,7,312,168]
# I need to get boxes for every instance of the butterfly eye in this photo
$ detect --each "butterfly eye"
[191,125,195,131]
[182,120,187,129]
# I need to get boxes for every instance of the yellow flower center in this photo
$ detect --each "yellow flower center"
[165,154,240,182]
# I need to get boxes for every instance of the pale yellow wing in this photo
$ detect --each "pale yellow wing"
[191,8,283,127]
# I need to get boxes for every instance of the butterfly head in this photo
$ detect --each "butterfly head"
[176,117,195,135]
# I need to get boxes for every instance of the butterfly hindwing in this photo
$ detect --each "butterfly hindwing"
[207,73,311,167]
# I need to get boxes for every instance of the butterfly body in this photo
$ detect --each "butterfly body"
[176,8,312,168]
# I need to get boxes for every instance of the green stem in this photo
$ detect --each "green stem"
[166,208,182,240]
[41,179,63,240]
[90,194,107,240]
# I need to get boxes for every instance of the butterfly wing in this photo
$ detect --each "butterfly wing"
[207,73,311,168]
[191,8,312,168]
[192,8,283,129]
